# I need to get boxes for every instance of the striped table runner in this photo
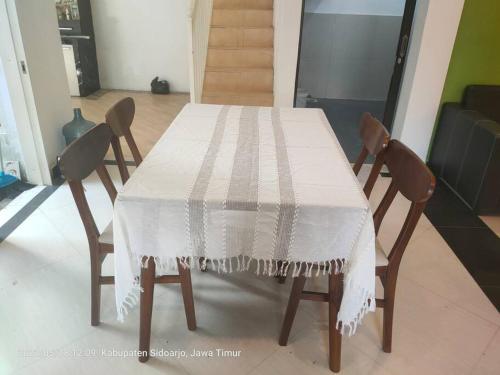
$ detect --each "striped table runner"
[113,104,376,334]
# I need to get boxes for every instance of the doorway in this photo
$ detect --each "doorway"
[294,0,416,161]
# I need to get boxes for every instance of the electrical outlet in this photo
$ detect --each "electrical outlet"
[4,161,20,179]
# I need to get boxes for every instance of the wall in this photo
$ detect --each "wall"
[305,0,405,16]
[297,12,401,100]
[439,0,500,105]
[273,0,303,107]
[90,0,190,92]
[391,0,465,160]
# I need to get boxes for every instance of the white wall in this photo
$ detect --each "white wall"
[273,0,302,107]
[391,0,465,160]
[91,0,190,92]
[305,0,405,16]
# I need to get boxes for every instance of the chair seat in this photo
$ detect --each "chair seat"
[376,238,389,267]
[99,221,113,245]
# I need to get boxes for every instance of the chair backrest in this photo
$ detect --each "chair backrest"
[105,97,143,184]
[353,113,390,198]
[373,140,436,270]
[58,123,117,250]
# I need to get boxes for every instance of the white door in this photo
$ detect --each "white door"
[0,0,45,184]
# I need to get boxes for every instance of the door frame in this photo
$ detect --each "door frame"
[383,0,417,132]
[293,0,417,133]
[292,0,306,108]
[0,0,49,185]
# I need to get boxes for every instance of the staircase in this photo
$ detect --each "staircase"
[201,0,274,106]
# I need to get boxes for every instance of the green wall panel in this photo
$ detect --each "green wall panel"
[429,0,500,157]
[440,0,500,104]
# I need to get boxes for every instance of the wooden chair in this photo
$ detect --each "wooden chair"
[105,97,143,184]
[278,140,436,372]
[352,112,390,199]
[275,113,390,284]
[58,124,196,334]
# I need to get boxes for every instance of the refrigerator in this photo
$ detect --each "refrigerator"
[56,0,100,97]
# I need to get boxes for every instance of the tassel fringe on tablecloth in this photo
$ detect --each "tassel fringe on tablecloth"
[117,254,375,336]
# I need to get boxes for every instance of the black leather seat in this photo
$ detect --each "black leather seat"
[429,85,500,214]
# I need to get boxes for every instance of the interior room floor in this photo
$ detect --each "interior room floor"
[425,182,500,310]
[0,165,498,375]
[305,99,386,162]
[71,90,190,161]
[0,181,35,210]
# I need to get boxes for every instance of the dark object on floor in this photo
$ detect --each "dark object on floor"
[425,181,500,311]
[63,108,96,145]
[151,77,170,95]
[430,85,500,214]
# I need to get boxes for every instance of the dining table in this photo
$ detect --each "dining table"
[113,103,376,341]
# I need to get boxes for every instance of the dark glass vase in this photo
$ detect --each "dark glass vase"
[63,108,96,145]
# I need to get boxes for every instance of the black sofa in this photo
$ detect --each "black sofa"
[429,85,500,214]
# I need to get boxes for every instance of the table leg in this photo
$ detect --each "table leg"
[139,257,155,363]
[329,271,343,373]
[177,258,197,330]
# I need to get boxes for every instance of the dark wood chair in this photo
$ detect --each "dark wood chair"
[278,140,436,372]
[352,112,390,199]
[58,124,196,334]
[275,113,390,284]
[105,97,143,184]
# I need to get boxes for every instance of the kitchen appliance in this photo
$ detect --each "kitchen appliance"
[56,0,100,96]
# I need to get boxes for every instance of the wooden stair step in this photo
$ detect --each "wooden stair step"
[204,68,273,93]
[202,92,274,106]
[211,9,273,28]
[213,0,273,10]
[204,66,273,72]
[209,27,273,48]
[206,48,273,68]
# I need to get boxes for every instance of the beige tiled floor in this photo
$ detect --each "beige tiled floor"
[0,165,499,375]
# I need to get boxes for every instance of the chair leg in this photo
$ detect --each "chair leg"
[279,271,306,346]
[382,281,396,353]
[328,272,343,373]
[177,259,196,331]
[90,255,101,326]
[139,257,155,363]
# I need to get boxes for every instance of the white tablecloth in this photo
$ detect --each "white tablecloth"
[114,104,376,334]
